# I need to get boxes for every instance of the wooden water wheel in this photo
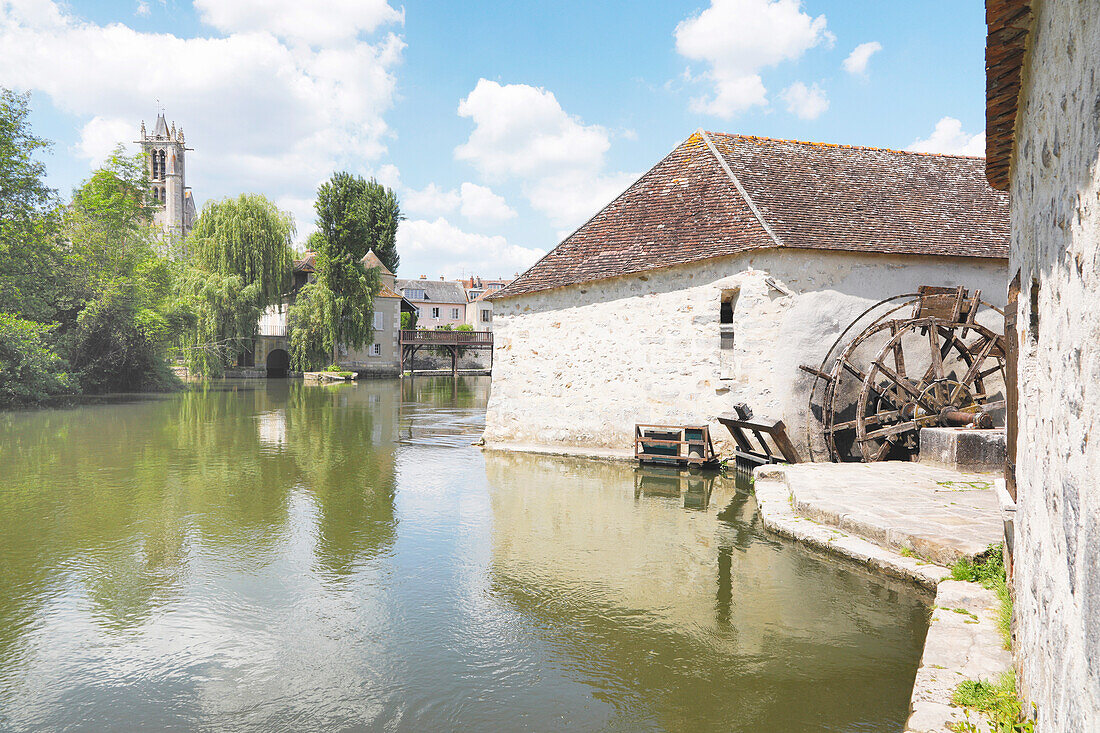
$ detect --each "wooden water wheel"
[803,286,1007,462]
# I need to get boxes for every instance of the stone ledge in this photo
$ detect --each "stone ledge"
[753,469,950,590]
[919,427,1006,473]
[480,441,636,462]
[905,582,1012,733]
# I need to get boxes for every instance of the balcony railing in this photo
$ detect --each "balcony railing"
[400,329,493,347]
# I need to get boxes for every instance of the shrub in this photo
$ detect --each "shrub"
[0,314,74,406]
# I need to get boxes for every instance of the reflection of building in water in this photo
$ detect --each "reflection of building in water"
[257,409,287,449]
[483,451,925,661]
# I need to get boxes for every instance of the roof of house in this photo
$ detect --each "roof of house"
[360,249,393,275]
[985,0,1033,190]
[395,278,467,304]
[293,251,316,273]
[491,130,1010,300]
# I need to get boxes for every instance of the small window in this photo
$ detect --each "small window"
[403,288,426,301]
[369,343,381,357]
[451,307,460,319]
[431,307,440,319]
[373,311,384,330]
[719,289,739,350]
[1029,278,1040,342]
[481,309,491,323]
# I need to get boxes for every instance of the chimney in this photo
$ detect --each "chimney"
[419,275,427,279]
[440,276,444,281]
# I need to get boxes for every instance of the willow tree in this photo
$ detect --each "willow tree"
[188,194,295,308]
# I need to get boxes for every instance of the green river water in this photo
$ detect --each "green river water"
[0,377,929,732]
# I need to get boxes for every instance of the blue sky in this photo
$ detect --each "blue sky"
[2,0,989,280]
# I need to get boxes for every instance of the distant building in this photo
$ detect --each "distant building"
[137,112,197,237]
[397,277,467,329]
[460,276,512,331]
[254,249,414,377]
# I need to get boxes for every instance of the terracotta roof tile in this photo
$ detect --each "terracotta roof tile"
[985,0,1033,190]
[492,131,1009,300]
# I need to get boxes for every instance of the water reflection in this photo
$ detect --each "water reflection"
[0,378,927,732]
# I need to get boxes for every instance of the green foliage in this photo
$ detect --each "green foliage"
[951,544,1012,649]
[325,364,340,372]
[314,172,402,272]
[951,672,1034,732]
[287,172,395,371]
[172,267,263,378]
[288,281,337,371]
[455,323,473,331]
[188,194,294,308]
[400,310,417,330]
[0,314,74,405]
[57,150,180,393]
[0,88,66,323]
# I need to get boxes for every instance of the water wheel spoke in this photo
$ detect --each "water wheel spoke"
[889,321,907,377]
[843,359,908,409]
[865,420,919,441]
[875,362,937,413]
[826,409,903,433]
[870,436,896,461]
[957,336,998,390]
[928,324,946,381]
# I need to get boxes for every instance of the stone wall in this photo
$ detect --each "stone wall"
[484,248,1005,457]
[1009,1,1100,728]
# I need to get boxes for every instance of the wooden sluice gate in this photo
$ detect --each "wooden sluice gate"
[634,424,720,468]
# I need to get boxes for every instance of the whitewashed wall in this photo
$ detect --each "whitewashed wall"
[484,248,1005,457]
[1010,1,1100,728]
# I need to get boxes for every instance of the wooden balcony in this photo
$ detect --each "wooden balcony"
[400,329,493,347]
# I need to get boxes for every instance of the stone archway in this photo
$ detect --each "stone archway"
[266,348,290,378]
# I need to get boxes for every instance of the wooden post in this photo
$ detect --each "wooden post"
[451,345,458,378]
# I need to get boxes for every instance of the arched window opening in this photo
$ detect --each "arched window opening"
[719,288,739,380]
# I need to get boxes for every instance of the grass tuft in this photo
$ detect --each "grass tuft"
[950,544,1012,649]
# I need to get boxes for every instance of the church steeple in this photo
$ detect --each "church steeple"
[137,109,196,239]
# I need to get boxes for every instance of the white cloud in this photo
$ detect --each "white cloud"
[454,79,635,229]
[674,0,830,118]
[780,81,829,120]
[0,0,404,224]
[455,79,609,181]
[907,117,986,157]
[193,0,403,46]
[396,217,544,280]
[73,115,136,163]
[135,1,150,18]
[842,41,882,75]
[457,182,516,222]
[403,181,517,223]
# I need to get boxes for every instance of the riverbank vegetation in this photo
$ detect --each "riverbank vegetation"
[1,90,401,405]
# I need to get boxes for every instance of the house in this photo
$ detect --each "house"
[461,276,511,331]
[985,1,1100,728]
[483,130,1009,457]
[397,277,467,329]
[253,250,414,377]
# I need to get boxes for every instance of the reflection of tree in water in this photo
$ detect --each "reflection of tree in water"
[0,380,402,646]
[283,384,399,578]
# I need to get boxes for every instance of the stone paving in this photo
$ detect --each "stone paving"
[778,462,1004,566]
[905,582,1013,733]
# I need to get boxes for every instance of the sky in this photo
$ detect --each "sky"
[0,0,990,281]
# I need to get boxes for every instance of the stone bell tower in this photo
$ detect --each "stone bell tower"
[137,112,196,237]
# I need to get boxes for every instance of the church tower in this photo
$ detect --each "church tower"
[137,112,197,237]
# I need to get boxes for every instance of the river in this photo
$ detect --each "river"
[0,377,928,732]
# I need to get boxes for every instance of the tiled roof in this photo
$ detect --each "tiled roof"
[985,0,1033,190]
[360,249,393,276]
[395,278,467,304]
[377,285,401,298]
[492,131,1009,300]
[293,251,316,273]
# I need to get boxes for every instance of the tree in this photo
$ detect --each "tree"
[0,314,73,406]
[0,88,66,323]
[59,150,180,393]
[188,194,295,308]
[172,267,263,378]
[314,172,401,272]
[286,172,399,370]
